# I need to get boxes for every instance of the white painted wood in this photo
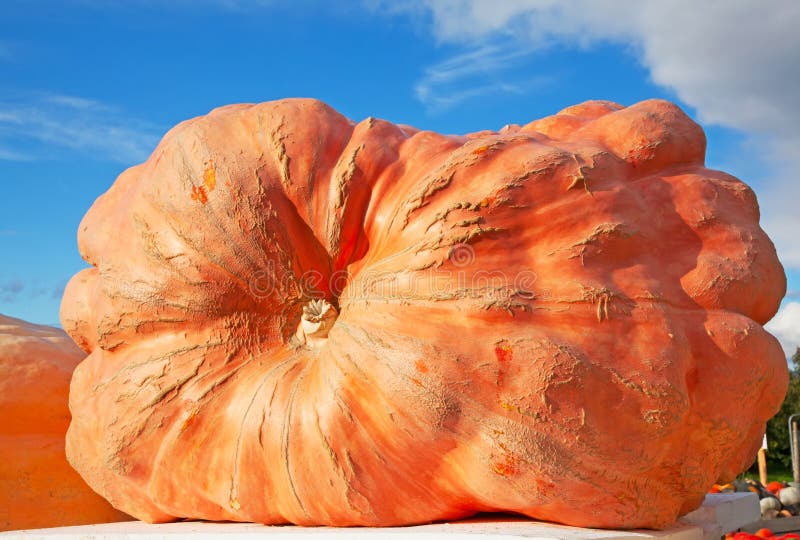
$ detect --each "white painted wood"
[1,494,759,540]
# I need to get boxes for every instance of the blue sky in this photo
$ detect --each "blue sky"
[1,0,799,353]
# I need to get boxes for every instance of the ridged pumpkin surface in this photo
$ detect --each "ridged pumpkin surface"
[0,314,131,531]
[61,98,787,529]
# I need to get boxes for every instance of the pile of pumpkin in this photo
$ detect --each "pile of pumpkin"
[726,529,800,540]
[711,480,800,519]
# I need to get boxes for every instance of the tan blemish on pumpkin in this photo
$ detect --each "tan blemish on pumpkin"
[396,136,521,229]
[535,477,556,491]
[332,144,364,210]
[421,167,530,233]
[551,223,635,265]
[565,154,597,197]
[415,360,429,373]
[566,174,590,193]
[573,287,619,323]
[272,116,292,187]
[179,399,199,433]
[327,143,365,255]
[425,200,483,232]
[401,171,455,229]
[311,409,370,515]
[492,453,518,476]
[596,294,610,322]
[282,362,312,518]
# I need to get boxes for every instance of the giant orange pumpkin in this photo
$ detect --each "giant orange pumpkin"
[0,314,131,531]
[61,98,787,529]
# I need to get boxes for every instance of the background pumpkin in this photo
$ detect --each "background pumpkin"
[60,98,787,529]
[0,314,131,531]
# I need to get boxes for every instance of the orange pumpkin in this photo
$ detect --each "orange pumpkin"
[0,314,131,531]
[767,481,786,495]
[61,98,787,529]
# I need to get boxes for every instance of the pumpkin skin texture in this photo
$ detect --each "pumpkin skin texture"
[0,314,131,531]
[61,98,787,529]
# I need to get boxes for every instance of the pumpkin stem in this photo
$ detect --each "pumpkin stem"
[295,299,338,346]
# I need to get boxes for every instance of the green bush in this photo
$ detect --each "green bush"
[765,348,800,470]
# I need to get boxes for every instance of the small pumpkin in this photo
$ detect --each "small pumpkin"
[761,496,782,514]
[767,481,786,495]
[61,98,787,529]
[779,487,800,506]
[0,314,131,531]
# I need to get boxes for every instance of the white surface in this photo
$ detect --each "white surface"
[680,493,759,530]
[0,518,704,540]
[1,494,759,540]
[679,493,760,540]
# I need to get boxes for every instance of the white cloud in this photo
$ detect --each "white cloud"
[767,302,800,358]
[384,0,635,46]
[42,93,111,111]
[414,44,546,111]
[388,0,800,136]
[377,0,800,270]
[419,44,528,87]
[0,91,162,164]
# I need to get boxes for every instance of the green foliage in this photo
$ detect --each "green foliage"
[765,348,800,470]
[743,461,794,483]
